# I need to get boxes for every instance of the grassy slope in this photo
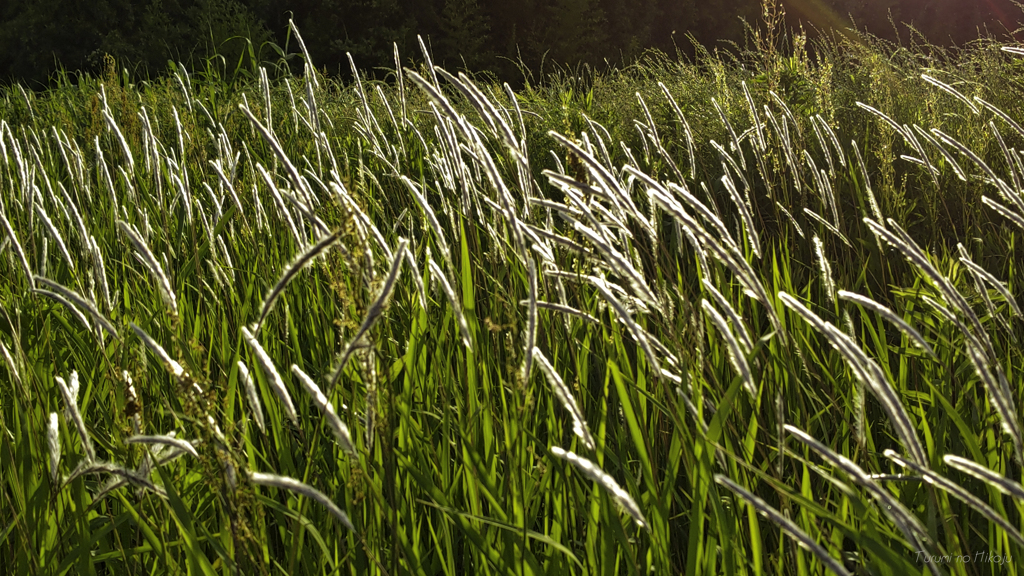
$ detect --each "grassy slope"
[1,29,1024,575]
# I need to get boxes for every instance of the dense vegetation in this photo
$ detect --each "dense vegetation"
[1,0,1021,86]
[3,9,1024,575]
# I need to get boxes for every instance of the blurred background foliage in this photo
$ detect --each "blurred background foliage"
[0,0,1022,87]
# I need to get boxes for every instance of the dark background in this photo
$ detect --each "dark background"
[1,0,1021,87]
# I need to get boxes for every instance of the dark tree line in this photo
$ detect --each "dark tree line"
[0,0,276,86]
[1,0,1020,87]
[800,0,1022,46]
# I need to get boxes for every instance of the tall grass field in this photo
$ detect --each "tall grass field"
[3,17,1024,576]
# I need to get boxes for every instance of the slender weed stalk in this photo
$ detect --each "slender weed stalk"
[329,239,408,389]
[34,288,92,332]
[237,361,265,433]
[66,460,166,497]
[785,426,935,555]
[0,208,33,289]
[812,236,836,305]
[34,276,118,338]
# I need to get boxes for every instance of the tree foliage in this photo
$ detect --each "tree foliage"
[0,0,272,86]
[0,0,1020,86]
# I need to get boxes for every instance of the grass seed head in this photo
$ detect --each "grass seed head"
[48,412,60,482]
[241,325,297,426]
[550,446,647,531]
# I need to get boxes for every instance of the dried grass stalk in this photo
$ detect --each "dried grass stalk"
[292,365,356,456]
[242,325,297,425]
[428,256,473,351]
[237,361,265,433]
[250,471,354,531]
[715,474,851,576]
[943,455,1024,500]
[550,446,647,531]
[702,299,756,398]
[117,220,177,317]
[48,412,60,482]
[779,292,927,466]
[534,349,594,450]
[131,323,185,379]
[34,276,118,338]
[125,435,199,459]
[886,450,1024,549]
[837,290,937,359]
[255,229,341,333]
